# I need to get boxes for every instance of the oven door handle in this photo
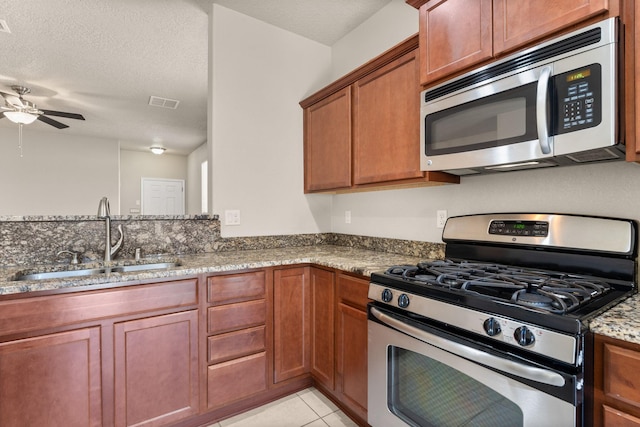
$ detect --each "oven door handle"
[370,307,566,387]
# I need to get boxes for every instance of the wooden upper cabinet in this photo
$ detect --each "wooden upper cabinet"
[353,50,423,184]
[418,0,493,85]
[304,87,352,192]
[493,0,609,54]
[412,0,613,86]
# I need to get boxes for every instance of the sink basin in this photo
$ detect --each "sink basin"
[14,268,107,281]
[13,261,181,281]
[111,262,180,273]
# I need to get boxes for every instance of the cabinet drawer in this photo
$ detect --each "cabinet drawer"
[207,352,267,409]
[208,299,266,334]
[208,326,265,364]
[0,278,198,337]
[604,343,640,407]
[207,271,266,305]
[337,274,370,310]
[603,405,640,426]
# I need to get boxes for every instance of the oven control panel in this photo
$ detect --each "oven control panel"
[368,283,579,365]
[489,220,549,237]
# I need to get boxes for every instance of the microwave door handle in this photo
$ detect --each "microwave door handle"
[370,307,566,387]
[536,66,552,155]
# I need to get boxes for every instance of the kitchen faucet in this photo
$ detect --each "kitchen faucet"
[97,197,123,263]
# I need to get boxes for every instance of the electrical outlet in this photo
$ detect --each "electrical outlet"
[345,210,351,224]
[436,210,447,228]
[225,209,241,226]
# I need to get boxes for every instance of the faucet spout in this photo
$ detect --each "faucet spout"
[97,197,124,263]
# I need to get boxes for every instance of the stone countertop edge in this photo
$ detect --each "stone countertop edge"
[589,292,640,345]
[3,243,638,346]
[0,245,425,297]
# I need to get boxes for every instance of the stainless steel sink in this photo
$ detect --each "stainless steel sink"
[13,261,181,281]
[110,262,180,273]
[14,268,107,281]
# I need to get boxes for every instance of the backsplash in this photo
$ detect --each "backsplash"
[0,215,444,266]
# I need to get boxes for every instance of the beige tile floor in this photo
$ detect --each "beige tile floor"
[207,388,359,427]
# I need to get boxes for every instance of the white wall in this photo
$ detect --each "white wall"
[209,5,333,237]
[330,0,419,80]
[329,2,640,243]
[0,127,119,215]
[120,149,188,215]
[332,162,640,242]
[187,142,208,214]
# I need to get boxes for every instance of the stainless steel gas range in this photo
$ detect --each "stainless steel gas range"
[368,213,637,427]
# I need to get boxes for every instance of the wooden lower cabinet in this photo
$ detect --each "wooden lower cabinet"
[0,267,372,426]
[207,351,268,408]
[0,327,102,427]
[273,266,311,383]
[206,271,269,410]
[335,273,370,423]
[276,268,369,424]
[0,277,198,427]
[114,310,199,427]
[311,267,336,390]
[593,333,640,425]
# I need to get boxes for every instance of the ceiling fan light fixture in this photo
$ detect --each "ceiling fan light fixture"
[150,146,166,155]
[3,111,38,125]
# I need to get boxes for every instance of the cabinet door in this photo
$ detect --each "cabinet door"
[336,274,370,421]
[418,0,493,85]
[273,267,311,382]
[493,0,609,54]
[0,328,102,427]
[310,267,335,390]
[353,50,423,185]
[337,303,368,421]
[304,87,352,192]
[114,310,199,427]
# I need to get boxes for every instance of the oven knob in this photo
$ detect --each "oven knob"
[381,289,393,303]
[514,326,535,347]
[397,294,410,308]
[483,317,501,337]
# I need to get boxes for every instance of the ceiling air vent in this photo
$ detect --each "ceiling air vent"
[148,96,180,109]
[0,20,11,34]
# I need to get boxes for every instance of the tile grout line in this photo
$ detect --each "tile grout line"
[297,390,338,426]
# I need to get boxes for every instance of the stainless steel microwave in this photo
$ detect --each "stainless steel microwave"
[420,18,622,176]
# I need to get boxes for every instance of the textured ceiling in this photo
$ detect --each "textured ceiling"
[0,0,391,154]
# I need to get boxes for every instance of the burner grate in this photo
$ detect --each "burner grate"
[384,260,611,314]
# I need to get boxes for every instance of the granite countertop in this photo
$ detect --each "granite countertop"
[0,245,425,296]
[589,293,640,345]
[3,244,639,346]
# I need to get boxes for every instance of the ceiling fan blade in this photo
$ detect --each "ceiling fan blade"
[40,109,85,120]
[37,115,69,129]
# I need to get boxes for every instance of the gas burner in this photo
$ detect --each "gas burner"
[383,259,613,314]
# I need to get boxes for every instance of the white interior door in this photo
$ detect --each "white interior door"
[141,178,185,215]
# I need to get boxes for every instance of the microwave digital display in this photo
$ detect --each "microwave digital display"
[566,68,592,82]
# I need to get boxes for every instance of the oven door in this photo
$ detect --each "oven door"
[368,305,580,427]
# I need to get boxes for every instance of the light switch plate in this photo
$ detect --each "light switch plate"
[225,210,241,226]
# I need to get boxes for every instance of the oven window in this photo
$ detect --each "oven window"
[388,347,523,427]
[425,83,537,156]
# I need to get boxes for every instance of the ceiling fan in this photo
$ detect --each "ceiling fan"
[0,85,85,129]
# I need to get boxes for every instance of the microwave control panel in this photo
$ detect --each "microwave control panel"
[554,63,602,135]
